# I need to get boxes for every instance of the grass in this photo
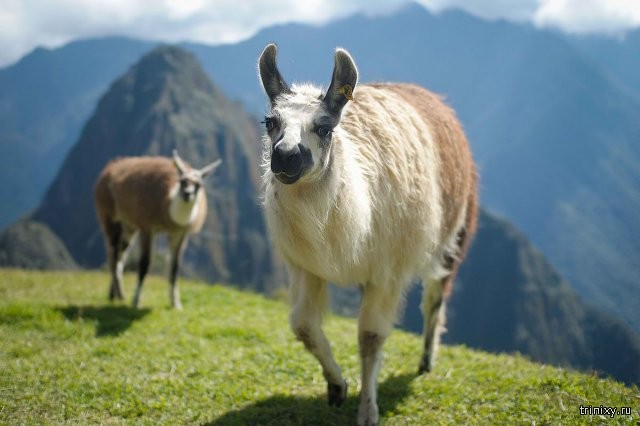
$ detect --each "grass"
[1,269,638,425]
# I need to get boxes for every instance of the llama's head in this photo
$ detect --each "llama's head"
[258,43,358,185]
[172,149,222,202]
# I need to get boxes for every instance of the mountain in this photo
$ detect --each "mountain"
[0,37,153,229]
[332,209,640,385]
[0,3,638,333]
[31,46,276,290]
[0,220,77,270]
[569,30,640,98]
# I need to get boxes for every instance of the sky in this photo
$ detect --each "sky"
[1,0,640,67]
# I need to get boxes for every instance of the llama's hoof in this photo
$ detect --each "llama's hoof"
[357,399,379,426]
[418,355,432,375]
[417,363,431,375]
[327,380,347,407]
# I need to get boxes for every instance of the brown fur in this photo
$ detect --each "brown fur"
[372,83,476,240]
[94,155,211,309]
[95,157,207,235]
[371,83,478,295]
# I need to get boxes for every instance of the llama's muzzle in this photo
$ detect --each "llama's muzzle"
[272,143,305,184]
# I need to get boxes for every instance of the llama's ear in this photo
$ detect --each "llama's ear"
[200,159,222,178]
[172,149,187,175]
[323,48,358,118]
[258,43,289,106]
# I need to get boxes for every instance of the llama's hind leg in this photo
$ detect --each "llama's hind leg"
[106,220,124,301]
[111,228,136,300]
[289,268,347,407]
[418,277,449,374]
[357,283,403,426]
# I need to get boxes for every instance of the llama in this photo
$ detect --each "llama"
[258,44,477,425]
[94,150,221,309]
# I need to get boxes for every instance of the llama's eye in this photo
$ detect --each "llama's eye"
[316,126,332,138]
[262,117,275,131]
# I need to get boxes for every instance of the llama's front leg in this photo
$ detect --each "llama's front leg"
[132,232,152,309]
[168,233,187,310]
[358,284,402,426]
[289,269,347,407]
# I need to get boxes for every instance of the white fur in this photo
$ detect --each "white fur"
[169,183,203,226]
[264,84,443,287]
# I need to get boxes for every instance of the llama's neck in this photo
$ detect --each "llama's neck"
[268,131,373,278]
[279,130,370,213]
[169,184,202,226]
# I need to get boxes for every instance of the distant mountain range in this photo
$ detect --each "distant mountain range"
[569,29,640,98]
[1,41,638,385]
[0,38,153,229]
[0,5,637,334]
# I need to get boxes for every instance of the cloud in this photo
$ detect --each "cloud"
[534,0,640,34]
[1,0,640,68]
[0,0,407,67]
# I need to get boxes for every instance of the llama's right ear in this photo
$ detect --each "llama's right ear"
[258,43,289,106]
[172,149,187,176]
[199,159,222,178]
[323,48,358,119]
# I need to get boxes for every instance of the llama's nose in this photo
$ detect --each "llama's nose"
[271,143,303,177]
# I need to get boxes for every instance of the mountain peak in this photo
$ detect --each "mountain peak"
[132,44,209,85]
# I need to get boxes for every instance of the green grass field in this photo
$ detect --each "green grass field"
[1,269,638,424]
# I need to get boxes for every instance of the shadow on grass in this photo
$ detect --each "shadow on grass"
[58,305,150,337]
[205,373,415,426]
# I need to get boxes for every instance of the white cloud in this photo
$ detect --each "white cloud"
[534,0,640,35]
[0,0,406,67]
[1,0,640,68]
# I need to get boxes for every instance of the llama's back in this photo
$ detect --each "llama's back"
[340,83,477,280]
[376,83,477,242]
[94,157,179,232]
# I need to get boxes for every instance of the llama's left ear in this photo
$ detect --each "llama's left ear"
[259,43,289,106]
[172,149,188,176]
[200,159,222,178]
[323,48,358,119]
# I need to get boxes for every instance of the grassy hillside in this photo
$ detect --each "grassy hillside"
[1,269,638,424]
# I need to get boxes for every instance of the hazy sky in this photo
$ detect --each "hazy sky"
[1,0,639,67]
